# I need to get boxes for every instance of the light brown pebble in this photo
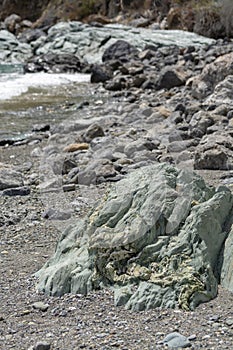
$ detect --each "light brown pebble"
[63,143,89,152]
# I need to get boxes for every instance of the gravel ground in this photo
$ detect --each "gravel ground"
[0,139,233,350]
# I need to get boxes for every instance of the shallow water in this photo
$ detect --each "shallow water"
[0,70,92,141]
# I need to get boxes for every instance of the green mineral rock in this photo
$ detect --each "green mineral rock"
[36,163,233,310]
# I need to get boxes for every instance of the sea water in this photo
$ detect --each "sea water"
[0,64,91,142]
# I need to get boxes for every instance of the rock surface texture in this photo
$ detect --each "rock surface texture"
[37,163,233,311]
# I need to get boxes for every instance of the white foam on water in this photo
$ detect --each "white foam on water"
[0,72,90,100]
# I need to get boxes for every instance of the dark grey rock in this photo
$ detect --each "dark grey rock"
[194,146,229,170]
[90,64,112,83]
[32,124,50,132]
[167,140,196,153]
[62,158,78,175]
[104,78,125,91]
[102,40,138,62]
[24,53,82,73]
[2,186,30,196]
[63,184,76,192]
[156,67,186,90]
[33,342,51,350]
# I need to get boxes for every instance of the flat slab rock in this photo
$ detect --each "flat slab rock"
[36,163,233,311]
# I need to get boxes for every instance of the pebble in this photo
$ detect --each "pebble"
[225,318,233,326]
[162,332,191,348]
[63,143,89,152]
[63,184,76,192]
[32,302,49,312]
[2,186,30,196]
[32,341,51,350]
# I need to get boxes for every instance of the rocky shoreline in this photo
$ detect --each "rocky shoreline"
[0,21,233,349]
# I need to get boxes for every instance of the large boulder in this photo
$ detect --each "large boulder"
[205,75,233,107]
[24,52,82,73]
[194,133,233,170]
[36,163,233,311]
[190,53,233,99]
[102,39,139,62]
[156,67,187,90]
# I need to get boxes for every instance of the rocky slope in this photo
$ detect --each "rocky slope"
[1,0,233,38]
[1,8,233,349]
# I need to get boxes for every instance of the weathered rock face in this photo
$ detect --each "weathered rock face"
[36,163,233,311]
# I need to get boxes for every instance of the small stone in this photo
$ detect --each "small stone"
[83,123,105,142]
[20,310,31,316]
[188,334,196,340]
[42,208,72,221]
[202,334,211,340]
[32,124,50,132]
[2,186,30,196]
[1,251,9,255]
[33,341,51,350]
[209,315,220,322]
[162,332,191,348]
[63,143,89,152]
[226,318,233,326]
[63,184,76,192]
[32,302,49,312]
[45,333,54,338]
